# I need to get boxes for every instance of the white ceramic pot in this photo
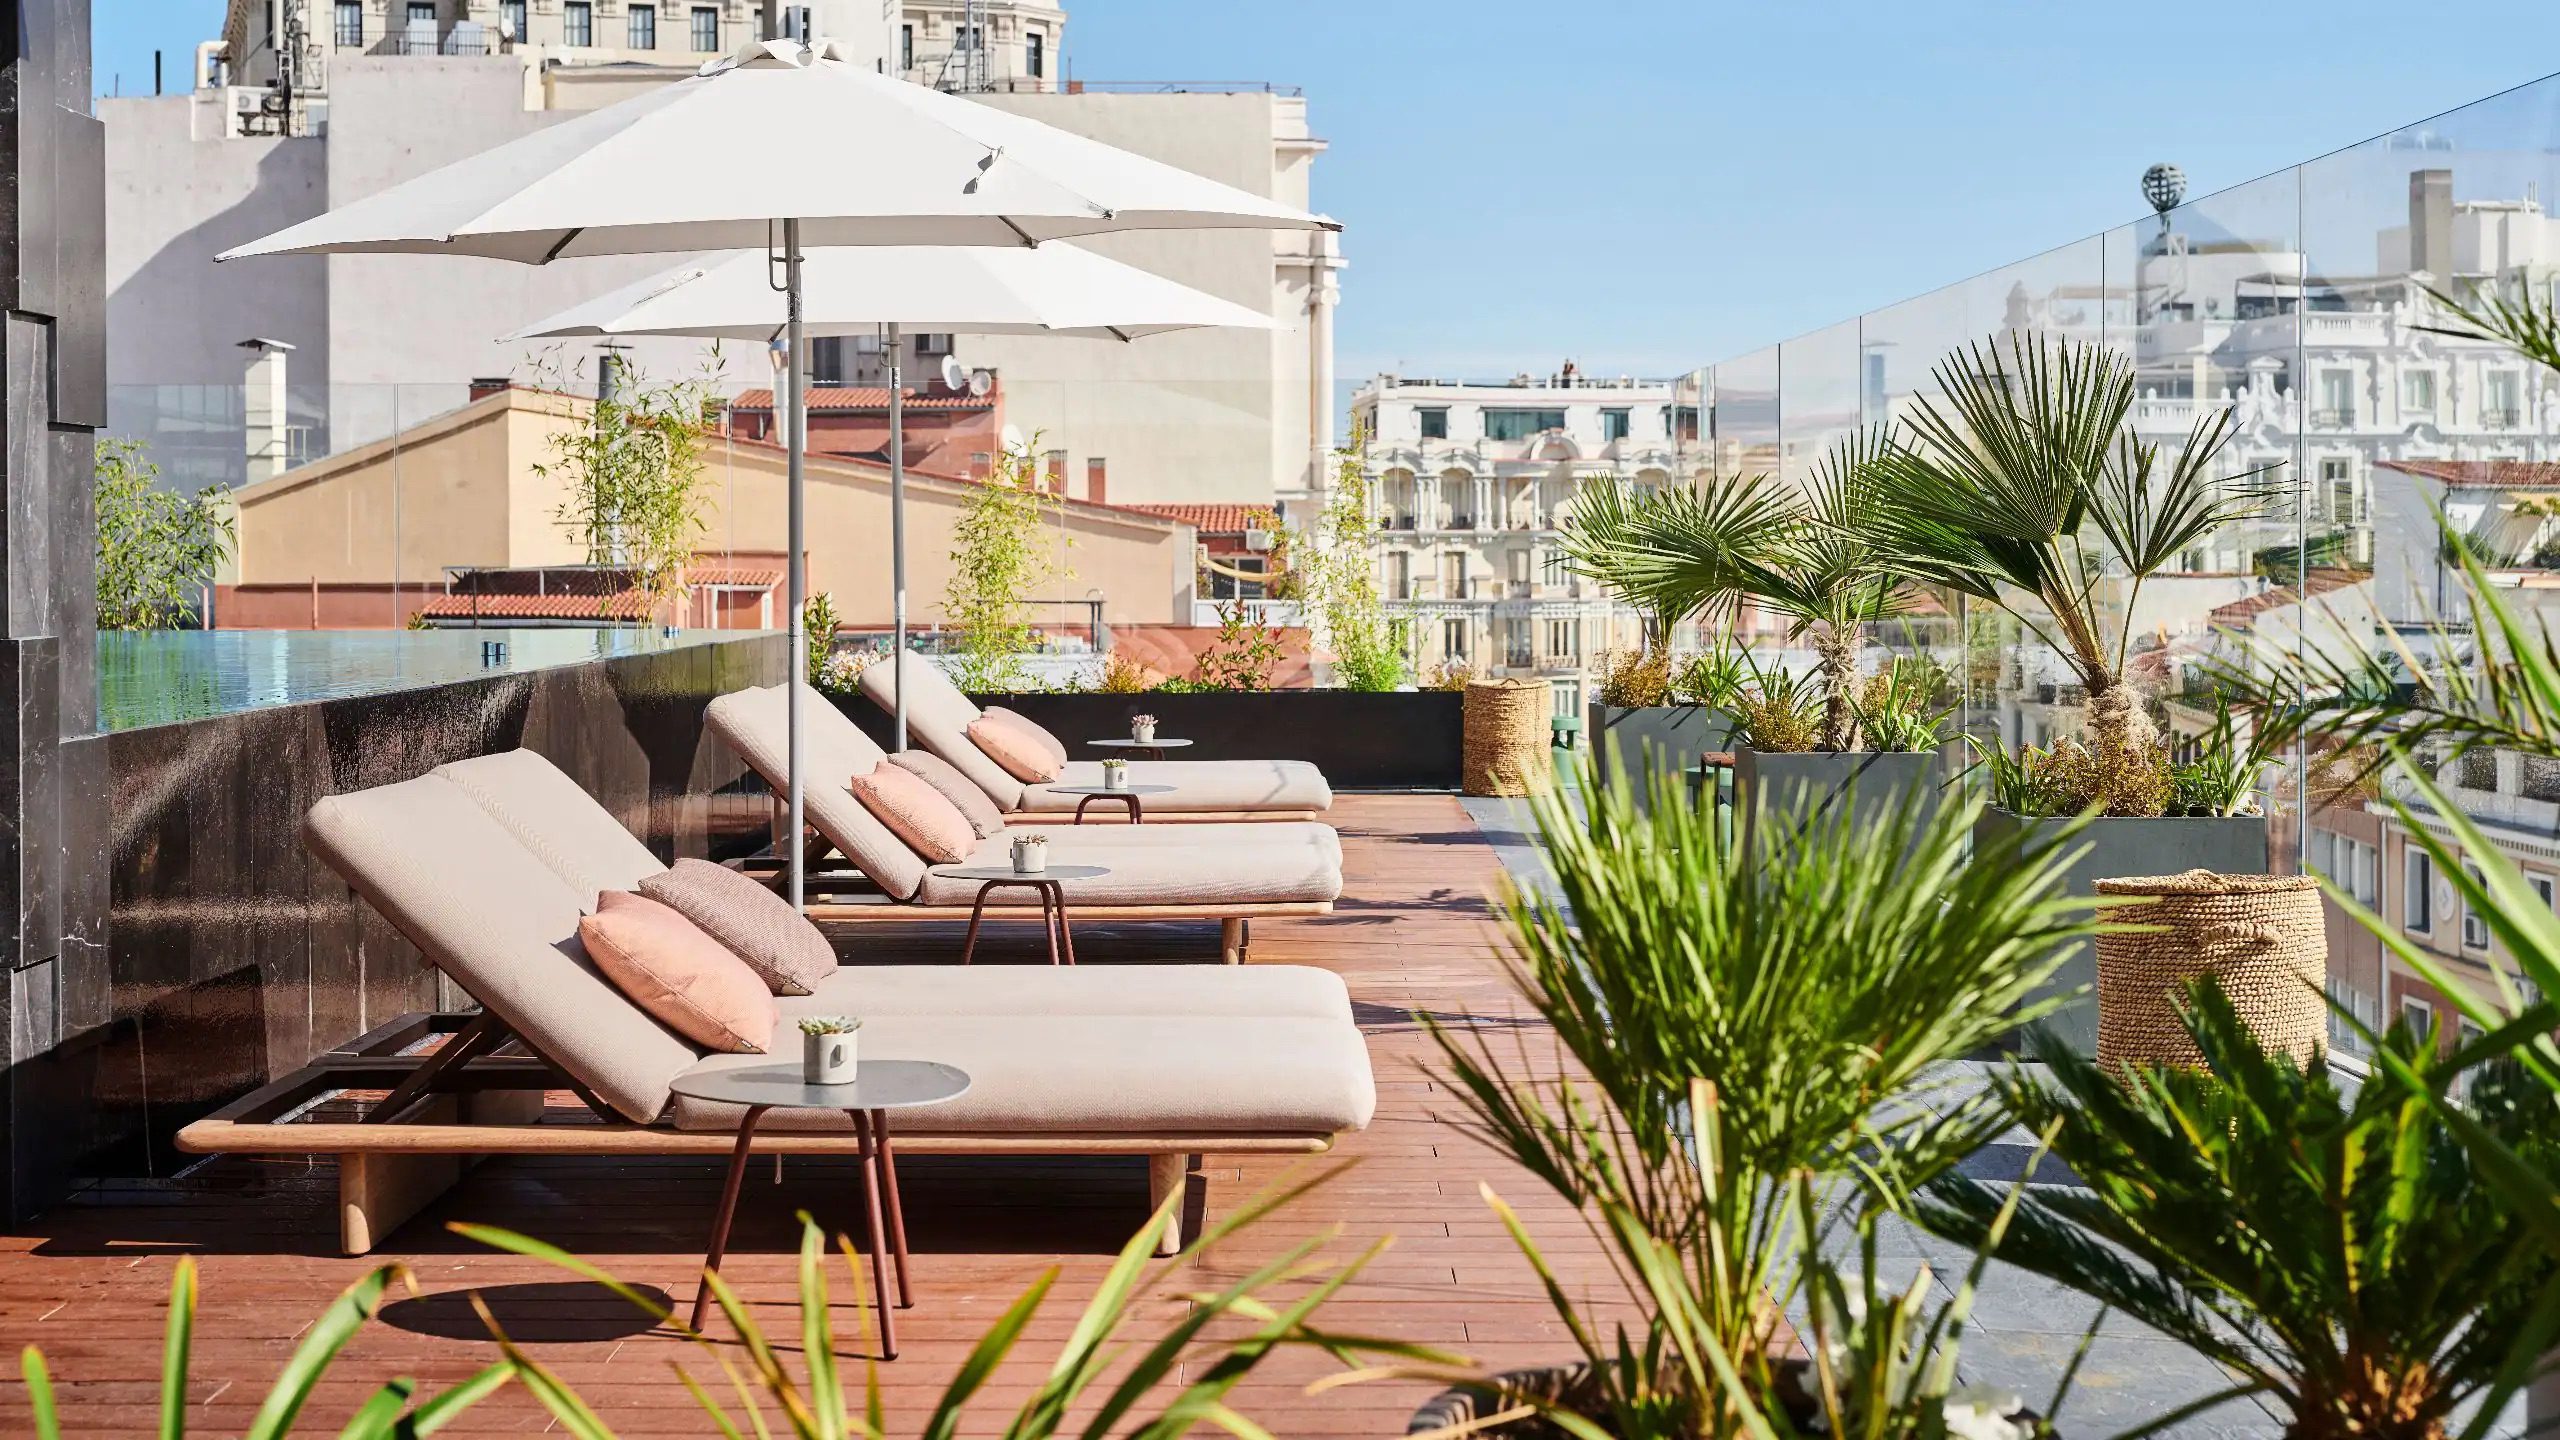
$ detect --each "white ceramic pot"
[802,1026,858,1085]
[1132,722,1157,744]
[1012,837,1048,874]
[1104,767,1129,791]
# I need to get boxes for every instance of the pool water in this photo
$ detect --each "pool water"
[96,628,766,733]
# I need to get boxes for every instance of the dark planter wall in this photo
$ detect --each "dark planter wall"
[835,689,1465,790]
[5,634,785,1219]
[1588,704,1733,805]
[1975,808,2271,1056]
[1733,749,1947,863]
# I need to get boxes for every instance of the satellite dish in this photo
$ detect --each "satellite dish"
[940,354,968,391]
[1000,423,1025,454]
[967,368,994,398]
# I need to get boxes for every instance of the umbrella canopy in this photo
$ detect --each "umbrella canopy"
[504,244,1282,343]
[217,38,1334,263]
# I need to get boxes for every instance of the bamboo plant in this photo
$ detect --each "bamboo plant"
[1872,333,2276,813]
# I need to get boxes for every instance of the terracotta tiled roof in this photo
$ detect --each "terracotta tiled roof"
[2209,568,2365,626]
[1123,503,1275,533]
[2376,459,2560,490]
[730,387,993,413]
[417,591,657,621]
[687,564,783,587]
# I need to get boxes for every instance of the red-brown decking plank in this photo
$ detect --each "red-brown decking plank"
[0,794,1645,1438]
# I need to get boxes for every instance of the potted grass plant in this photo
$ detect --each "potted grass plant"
[1872,332,2279,1049]
[1359,750,2104,1436]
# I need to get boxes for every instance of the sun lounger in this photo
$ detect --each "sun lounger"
[706,684,1339,961]
[173,749,1375,1257]
[856,662,1333,821]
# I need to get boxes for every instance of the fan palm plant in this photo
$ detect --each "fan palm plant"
[1558,466,1798,661]
[1872,333,2277,812]
[1918,982,2560,1440]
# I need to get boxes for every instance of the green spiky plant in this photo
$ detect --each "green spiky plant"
[1386,751,2105,1436]
[1871,333,2277,814]
[1559,466,1798,680]
[1918,982,2560,1440]
[17,1258,511,1439]
[455,1170,1453,1438]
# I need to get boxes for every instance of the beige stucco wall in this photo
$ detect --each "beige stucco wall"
[234,389,1197,626]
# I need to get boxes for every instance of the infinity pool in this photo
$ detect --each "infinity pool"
[96,628,767,732]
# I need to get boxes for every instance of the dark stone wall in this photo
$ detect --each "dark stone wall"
[0,0,109,1224]
[3,634,787,1215]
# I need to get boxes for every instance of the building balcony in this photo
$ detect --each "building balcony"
[2311,408,2352,429]
[2484,408,2524,430]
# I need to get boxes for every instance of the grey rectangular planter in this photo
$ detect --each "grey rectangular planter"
[1588,703,1732,806]
[1975,807,2270,1056]
[1733,748,1945,863]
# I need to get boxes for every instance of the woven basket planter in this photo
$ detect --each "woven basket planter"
[2094,869,2326,1070]
[1463,679,1551,798]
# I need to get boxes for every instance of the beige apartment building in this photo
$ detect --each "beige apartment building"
[220,384,1198,629]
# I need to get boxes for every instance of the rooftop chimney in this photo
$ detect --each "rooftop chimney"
[237,337,294,485]
[2410,168,2453,279]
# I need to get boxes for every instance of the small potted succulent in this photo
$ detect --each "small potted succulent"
[797,1016,861,1086]
[1010,831,1048,874]
[1129,712,1158,744]
[1101,757,1131,791]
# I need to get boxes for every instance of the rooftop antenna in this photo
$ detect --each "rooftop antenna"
[2142,163,2186,243]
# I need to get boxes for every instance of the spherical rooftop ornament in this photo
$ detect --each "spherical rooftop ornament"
[2142,163,2186,217]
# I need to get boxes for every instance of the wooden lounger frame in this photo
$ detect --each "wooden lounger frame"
[1006,809,1323,825]
[176,1012,1335,1258]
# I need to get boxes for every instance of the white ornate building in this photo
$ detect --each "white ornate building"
[1347,370,1711,708]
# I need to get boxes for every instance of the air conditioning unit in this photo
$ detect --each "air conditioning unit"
[1243,529,1274,551]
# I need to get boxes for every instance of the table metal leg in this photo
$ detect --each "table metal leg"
[872,1109,912,1307]
[692,1104,769,1331]
[1054,882,1077,967]
[853,1110,899,1358]
[959,884,991,965]
[1040,883,1062,966]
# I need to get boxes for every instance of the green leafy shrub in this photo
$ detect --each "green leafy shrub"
[95,438,234,631]
[530,357,718,621]
[1192,598,1285,691]
[944,436,1069,691]
[1294,423,1406,691]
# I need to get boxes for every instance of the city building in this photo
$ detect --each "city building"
[1349,368,1709,707]
[104,0,1331,508]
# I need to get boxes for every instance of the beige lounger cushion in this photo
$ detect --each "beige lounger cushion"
[914,824,1342,907]
[857,661,1026,809]
[303,775,699,1124]
[435,750,667,901]
[1020,760,1333,815]
[786,963,1354,1024]
[673,1013,1376,1135]
[707,684,930,900]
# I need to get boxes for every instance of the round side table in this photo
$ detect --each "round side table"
[668,1059,971,1357]
[930,863,1110,966]
[1086,736,1195,762]
[1046,782,1175,824]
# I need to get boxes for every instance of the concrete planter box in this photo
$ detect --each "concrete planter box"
[1588,703,1733,804]
[1975,807,2270,1056]
[1733,748,1945,861]
[832,689,1465,790]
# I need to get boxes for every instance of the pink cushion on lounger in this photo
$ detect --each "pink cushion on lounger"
[850,762,977,863]
[887,751,1006,839]
[968,708,1064,783]
[640,857,837,996]
[581,891,777,1054]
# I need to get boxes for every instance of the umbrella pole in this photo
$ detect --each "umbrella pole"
[784,220,807,911]
[890,321,908,751]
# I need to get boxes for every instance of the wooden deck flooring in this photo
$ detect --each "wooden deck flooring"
[0,794,1619,1437]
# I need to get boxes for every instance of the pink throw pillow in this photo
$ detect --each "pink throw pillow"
[887,750,1006,839]
[969,709,1064,783]
[984,706,1070,769]
[580,891,778,1054]
[851,762,978,863]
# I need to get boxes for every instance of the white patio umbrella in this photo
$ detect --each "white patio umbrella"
[218,36,1335,910]
[507,244,1279,751]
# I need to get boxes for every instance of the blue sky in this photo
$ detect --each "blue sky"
[94,1,2560,379]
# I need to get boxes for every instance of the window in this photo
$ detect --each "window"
[2320,457,2357,522]
[2403,368,2437,414]
[690,5,717,50]
[2318,369,2353,426]
[626,3,655,48]
[1601,408,1631,443]
[1388,550,1411,598]
[1483,409,1566,442]
[2402,997,2435,1037]
[564,0,592,45]
[1417,407,1448,441]
[955,23,982,49]
[1025,30,1044,77]
[2535,874,2556,912]
[2351,840,2377,907]
[1442,618,1469,660]
[334,0,364,46]
[900,24,912,68]
[2406,848,2433,931]
[404,0,436,42]
[2488,369,2523,427]
[2463,862,2490,950]
[2309,827,2337,879]
[1544,619,1575,659]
